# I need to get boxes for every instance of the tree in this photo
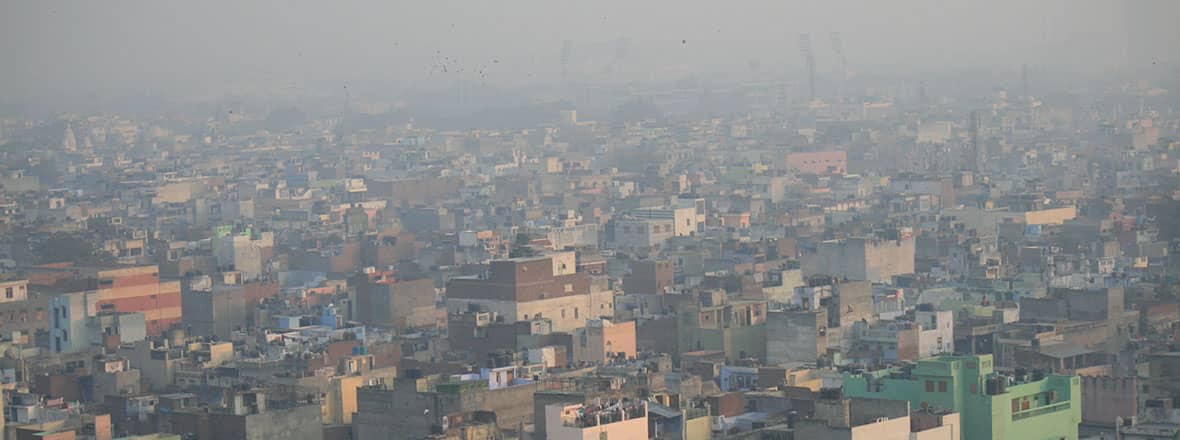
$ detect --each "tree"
[514,233,531,246]
[34,233,114,265]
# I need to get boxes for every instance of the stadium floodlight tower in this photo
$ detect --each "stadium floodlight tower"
[798,33,816,102]
[830,32,847,84]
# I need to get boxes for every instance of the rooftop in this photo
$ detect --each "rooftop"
[556,399,647,429]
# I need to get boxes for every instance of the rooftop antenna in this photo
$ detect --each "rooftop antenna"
[798,33,816,101]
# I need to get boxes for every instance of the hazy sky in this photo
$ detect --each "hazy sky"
[2,0,1176,101]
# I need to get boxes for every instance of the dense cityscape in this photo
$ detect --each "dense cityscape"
[2,2,1180,440]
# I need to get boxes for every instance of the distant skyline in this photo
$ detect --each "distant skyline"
[2,0,1178,102]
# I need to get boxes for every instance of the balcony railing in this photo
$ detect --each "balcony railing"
[1012,401,1070,421]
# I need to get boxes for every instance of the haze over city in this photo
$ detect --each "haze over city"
[0,2,1179,440]
[3,0,1178,103]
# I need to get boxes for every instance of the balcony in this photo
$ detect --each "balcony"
[1012,401,1070,421]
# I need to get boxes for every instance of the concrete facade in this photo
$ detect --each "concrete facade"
[1081,376,1138,428]
[915,310,955,358]
[613,217,676,249]
[572,319,637,364]
[354,379,543,440]
[766,308,828,366]
[0,279,30,303]
[50,291,95,354]
[805,237,915,283]
[624,259,674,295]
[353,275,437,329]
[631,206,700,237]
[181,283,249,340]
[446,253,614,333]
[678,301,767,363]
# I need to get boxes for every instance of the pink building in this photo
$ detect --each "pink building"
[573,319,637,364]
[546,400,648,440]
[787,151,847,175]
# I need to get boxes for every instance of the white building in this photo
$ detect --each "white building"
[915,309,955,357]
[632,205,701,237]
[613,218,675,250]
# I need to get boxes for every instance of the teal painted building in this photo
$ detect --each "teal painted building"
[842,354,1081,440]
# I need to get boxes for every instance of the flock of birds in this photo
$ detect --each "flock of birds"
[428,50,501,83]
[419,19,695,84]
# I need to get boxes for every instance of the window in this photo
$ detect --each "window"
[574,307,579,319]
[926,380,934,392]
[939,381,947,392]
[5,287,12,299]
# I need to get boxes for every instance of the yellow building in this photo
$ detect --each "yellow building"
[323,354,397,425]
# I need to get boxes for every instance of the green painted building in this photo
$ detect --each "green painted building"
[842,354,1080,440]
